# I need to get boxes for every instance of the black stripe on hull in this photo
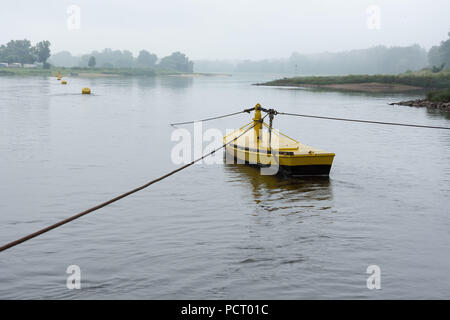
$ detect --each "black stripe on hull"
[280,164,331,176]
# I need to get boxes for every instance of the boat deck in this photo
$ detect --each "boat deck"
[223,122,334,156]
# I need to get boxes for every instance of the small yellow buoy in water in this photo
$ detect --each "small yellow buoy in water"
[82,87,91,94]
[61,80,67,85]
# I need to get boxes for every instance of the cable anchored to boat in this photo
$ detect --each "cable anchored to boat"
[170,107,254,126]
[0,114,268,253]
[277,111,450,130]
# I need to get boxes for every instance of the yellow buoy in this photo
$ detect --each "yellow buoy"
[82,87,91,94]
[61,80,67,85]
[223,103,335,176]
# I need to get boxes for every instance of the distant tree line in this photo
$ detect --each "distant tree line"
[195,44,430,75]
[287,45,428,75]
[196,35,450,75]
[4,33,450,75]
[0,39,51,67]
[49,49,193,72]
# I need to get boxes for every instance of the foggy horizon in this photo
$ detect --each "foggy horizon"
[1,0,449,60]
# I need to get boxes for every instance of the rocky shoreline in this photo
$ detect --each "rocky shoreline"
[389,99,450,112]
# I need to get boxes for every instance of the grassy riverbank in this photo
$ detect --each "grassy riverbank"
[256,70,450,93]
[0,66,201,77]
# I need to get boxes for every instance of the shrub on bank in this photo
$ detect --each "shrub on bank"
[427,89,450,102]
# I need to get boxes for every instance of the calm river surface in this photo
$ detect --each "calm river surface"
[0,74,449,299]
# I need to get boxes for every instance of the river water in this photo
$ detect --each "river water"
[0,74,449,299]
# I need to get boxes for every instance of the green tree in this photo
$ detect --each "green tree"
[428,46,442,67]
[136,50,157,68]
[428,32,450,70]
[439,32,450,69]
[88,56,96,68]
[33,41,51,63]
[0,45,5,62]
[158,52,193,72]
[1,40,35,64]
[32,40,51,68]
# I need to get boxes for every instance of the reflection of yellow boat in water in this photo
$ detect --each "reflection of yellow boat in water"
[223,104,335,176]
[223,163,332,205]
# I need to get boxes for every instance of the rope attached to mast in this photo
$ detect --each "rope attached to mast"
[170,107,253,126]
[277,111,450,130]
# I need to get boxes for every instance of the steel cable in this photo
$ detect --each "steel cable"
[278,112,450,130]
[170,107,254,126]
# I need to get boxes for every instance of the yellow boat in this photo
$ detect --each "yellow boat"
[223,104,335,176]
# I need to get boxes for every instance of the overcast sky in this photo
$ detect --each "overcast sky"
[1,0,449,59]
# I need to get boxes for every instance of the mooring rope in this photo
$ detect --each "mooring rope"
[170,107,254,126]
[0,114,268,253]
[277,112,450,130]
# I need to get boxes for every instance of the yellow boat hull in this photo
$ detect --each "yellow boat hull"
[224,144,334,176]
[223,104,335,176]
